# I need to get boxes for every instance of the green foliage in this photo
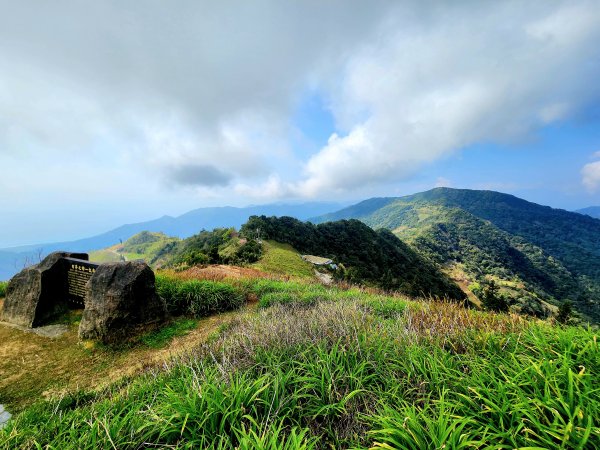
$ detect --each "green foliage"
[361,296,408,319]
[171,228,263,267]
[155,274,245,317]
[557,300,574,324]
[121,231,181,265]
[0,280,7,298]
[179,280,244,317]
[241,216,465,300]
[314,187,600,322]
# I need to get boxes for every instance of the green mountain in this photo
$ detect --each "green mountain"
[241,216,466,300]
[313,188,600,322]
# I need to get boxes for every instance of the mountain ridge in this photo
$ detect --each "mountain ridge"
[577,206,600,219]
[313,187,600,322]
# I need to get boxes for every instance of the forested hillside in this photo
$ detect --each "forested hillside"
[314,188,600,322]
[241,216,465,300]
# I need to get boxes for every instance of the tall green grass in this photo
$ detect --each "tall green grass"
[156,274,245,317]
[2,291,598,449]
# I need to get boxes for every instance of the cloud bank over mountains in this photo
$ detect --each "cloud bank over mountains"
[1,0,600,244]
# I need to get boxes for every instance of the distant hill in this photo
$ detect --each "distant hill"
[0,202,342,281]
[577,206,600,219]
[241,215,466,300]
[313,188,600,322]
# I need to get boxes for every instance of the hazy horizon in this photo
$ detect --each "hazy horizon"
[2,1,600,247]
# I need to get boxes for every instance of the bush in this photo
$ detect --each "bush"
[235,240,262,264]
[156,275,245,317]
[0,281,7,298]
[180,280,245,317]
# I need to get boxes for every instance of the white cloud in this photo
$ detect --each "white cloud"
[1,1,600,243]
[435,177,452,188]
[582,161,600,191]
[295,1,600,195]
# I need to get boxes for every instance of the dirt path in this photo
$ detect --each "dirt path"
[0,306,250,413]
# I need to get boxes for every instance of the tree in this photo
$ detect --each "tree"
[480,280,509,313]
[556,301,573,324]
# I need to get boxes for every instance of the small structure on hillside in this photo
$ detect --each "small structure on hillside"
[301,255,338,270]
[2,252,166,343]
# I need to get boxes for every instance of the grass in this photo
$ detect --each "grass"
[3,277,597,449]
[138,318,198,349]
[252,240,315,279]
[156,273,246,317]
[1,271,598,448]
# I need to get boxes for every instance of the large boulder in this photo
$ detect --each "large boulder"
[78,260,167,343]
[2,252,88,327]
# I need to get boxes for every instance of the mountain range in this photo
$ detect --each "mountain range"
[577,206,600,219]
[313,188,600,322]
[0,202,342,281]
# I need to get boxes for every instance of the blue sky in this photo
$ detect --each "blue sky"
[291,89,600,211]
[1,1,600,247]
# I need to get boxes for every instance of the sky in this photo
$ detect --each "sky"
[1,0,600,247]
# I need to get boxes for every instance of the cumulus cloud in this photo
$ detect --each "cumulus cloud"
[582,160,600,191]
[294,0,600,196]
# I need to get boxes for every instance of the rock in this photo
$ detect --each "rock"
[0,404,11,429]
[78,260,167,343]
[2,252,88,327]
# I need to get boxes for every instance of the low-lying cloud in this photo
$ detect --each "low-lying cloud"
[165,164,232,188]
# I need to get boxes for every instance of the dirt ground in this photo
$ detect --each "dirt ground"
[0,298,248,413]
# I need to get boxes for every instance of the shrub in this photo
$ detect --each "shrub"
[557,300,573,324]
[0,280,7,298]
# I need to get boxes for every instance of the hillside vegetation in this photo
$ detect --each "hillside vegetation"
[314,188,600,322]
[89,218,464,300]
[1,276,598,448]
[241,216,465,300]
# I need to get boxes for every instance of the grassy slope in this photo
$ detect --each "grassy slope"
[252,240,315,279]
[1,280,598,448]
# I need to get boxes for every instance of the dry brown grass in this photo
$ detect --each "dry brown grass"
[0,306,246,413]
[161,265,279,282]
[181,298,531,377]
